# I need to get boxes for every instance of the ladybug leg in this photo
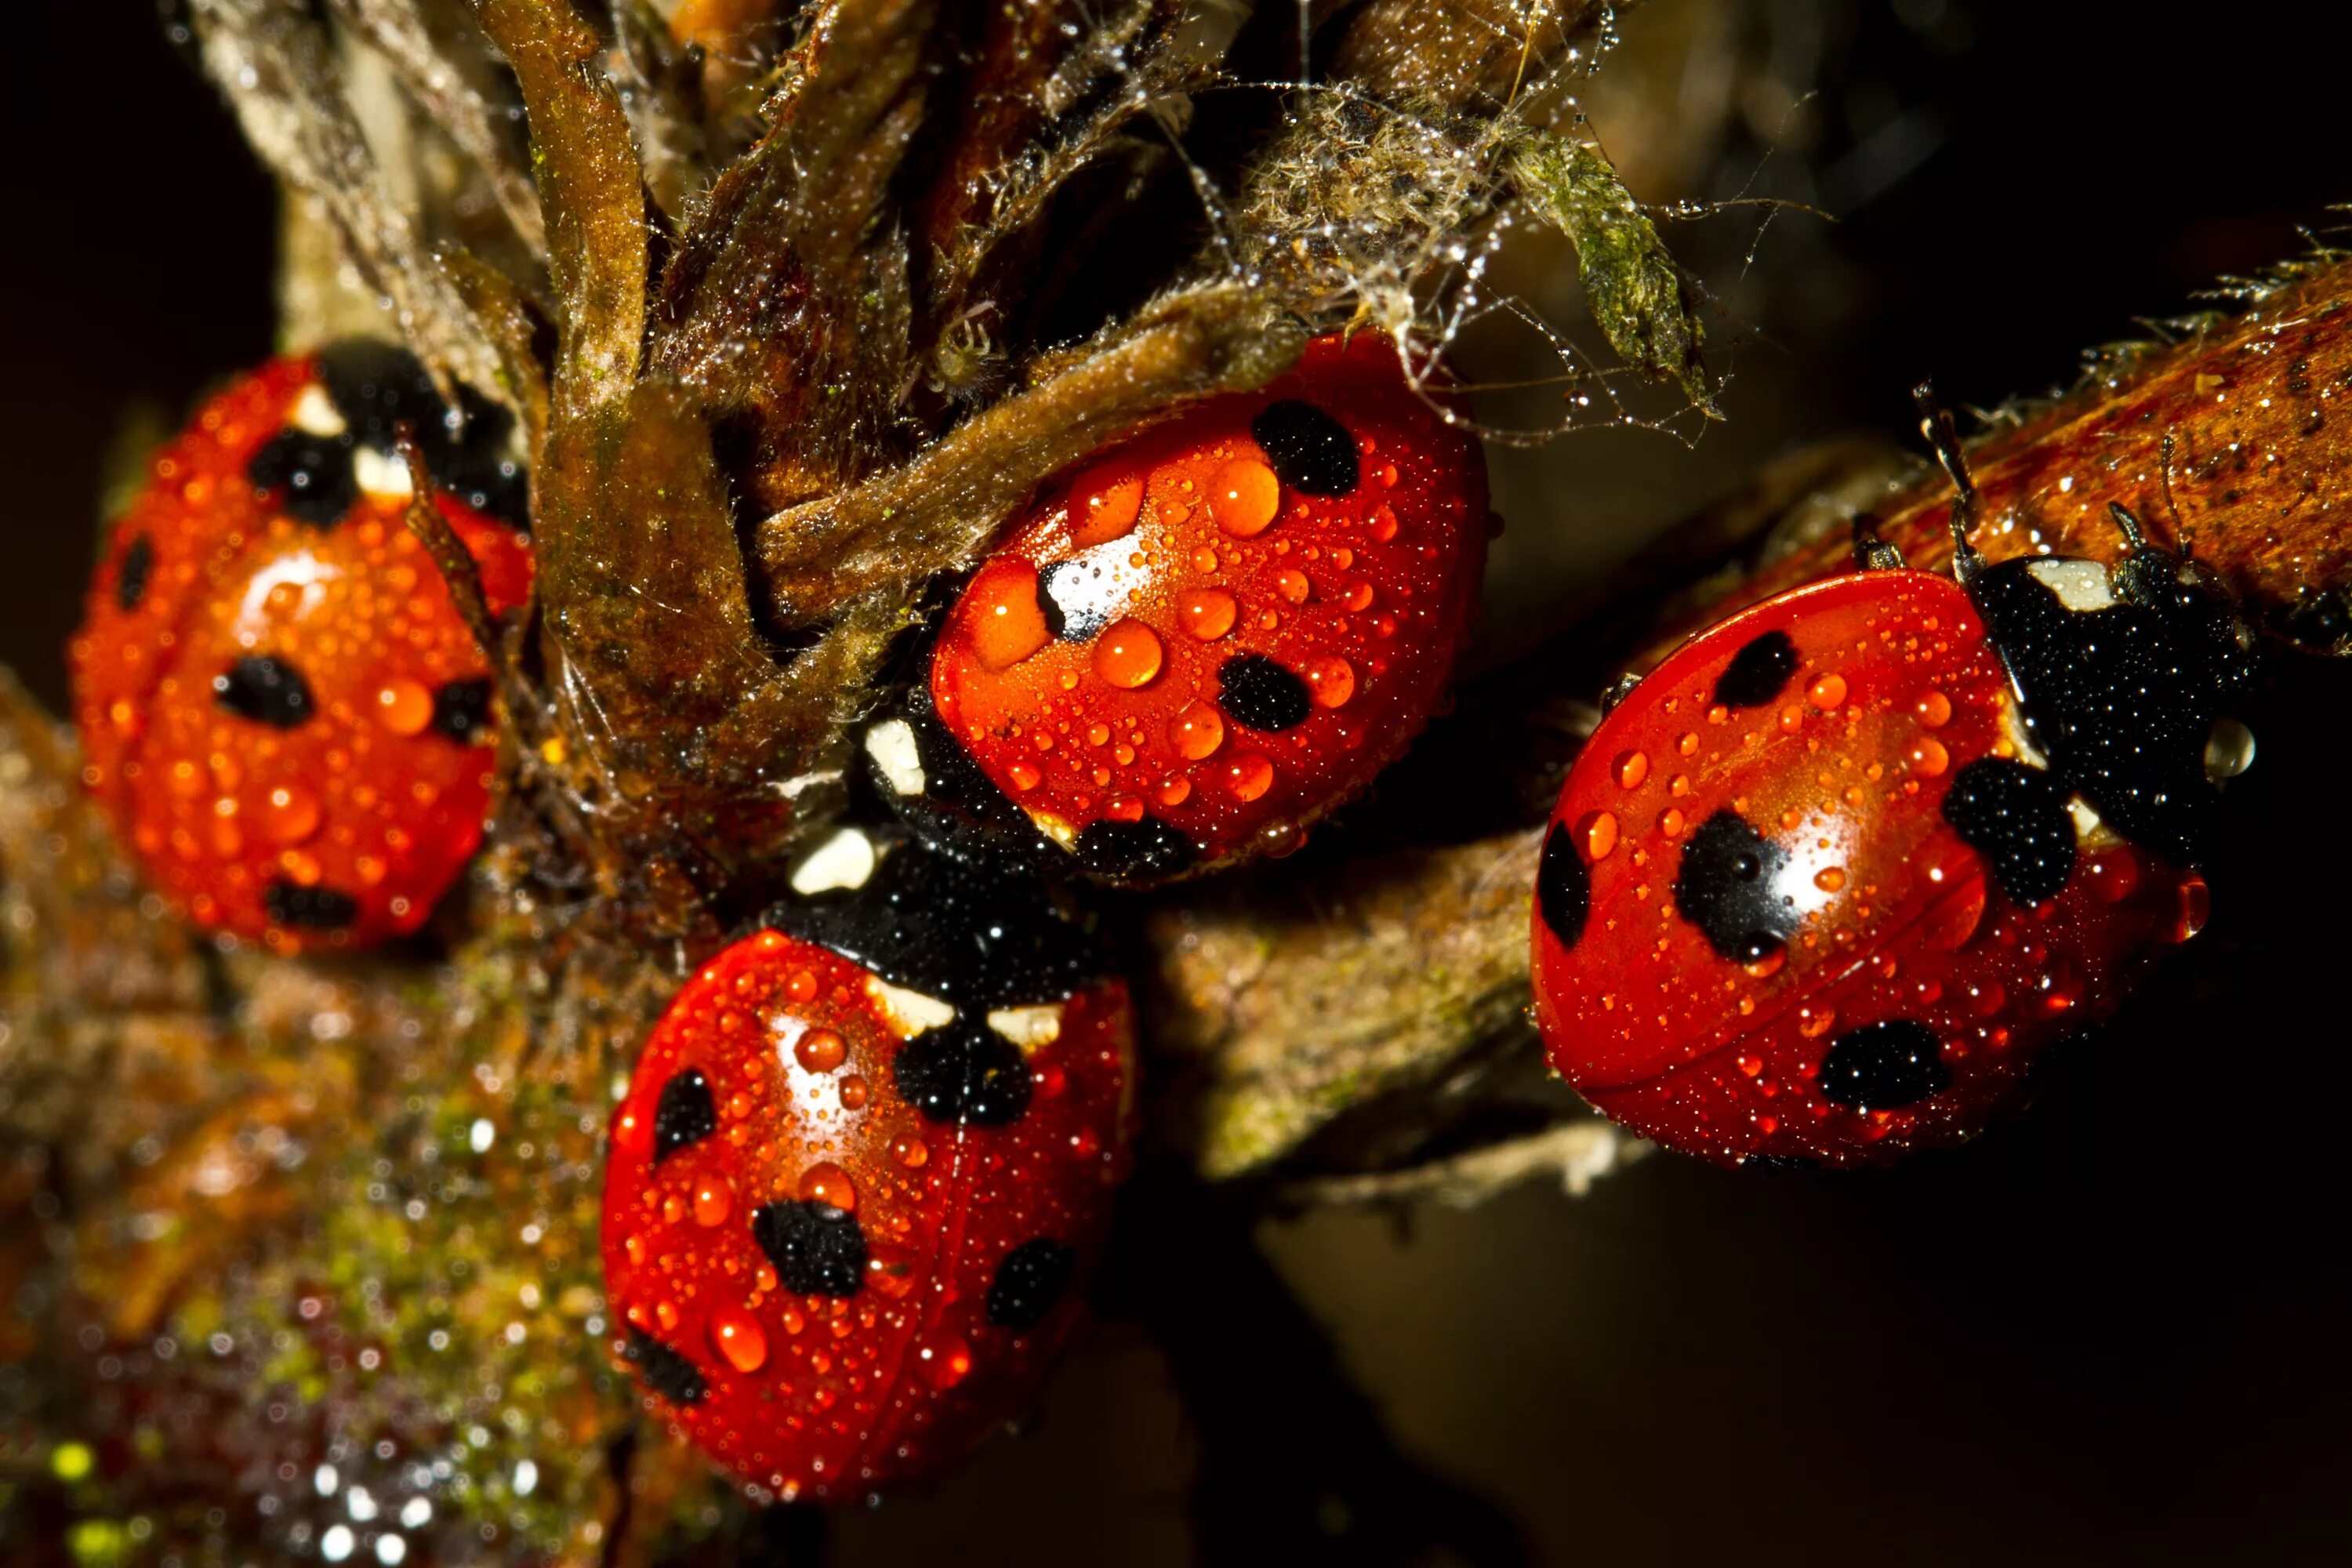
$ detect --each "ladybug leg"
[1910,380,1986,586]
[1850,514,1906,571]
[1599,670,1643,713]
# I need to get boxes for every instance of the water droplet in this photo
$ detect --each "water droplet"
[2086,848,2140,903]
[1743,949,1786,978]
[1069,467,1143,546]
[1344,581,1374,611]
[368,678,440,742]
[1577,810,1618,861]
[1169,701,1225,760]
[892,1135,929,1169]
[1669,774,1692,797]
[1105,794,1145,822]
[1796,1005,1837,1039]
[1093,619,1163,688]
[838,1075,870,1111]
[1371,506,1399,542]
[1613,750,1649,789]
[1967,981,2006,1016]
[2169,873,2210,942]
[261,785,321,845]
[693,1178,733,1228]
[1814,866,1846,892]
[919,1334,972,1390]
[1157,775,1192,807]
[1808,673,1848,710]
[1658,807,1686,837]
[796,1029,847,1073]
[964,560,1052,670]
[1915,690,1952,728]
[1210,459,1280,536]
[710,1308,769,1374]
[1677,732,1700,757]
[1178,588,1238,640]
[1009,760,1042,791]
[1305,656,1355,708]
[787,970,819,1003]
[799,1162,858,1213]
[1777,703,1805,735]
[1276,569,1312,604]
[1908,735,1949,777]
[1224,753,1274,801]
[1192,545,1221,573]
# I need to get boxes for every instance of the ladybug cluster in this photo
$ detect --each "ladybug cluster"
[600,329,1490,1492]
[1530,393,2256,1166]
[865,330,1490,883]
[71,343,532,949]
[599,831,1134,1499]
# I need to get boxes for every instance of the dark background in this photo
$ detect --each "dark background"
[9,2,2352,1563]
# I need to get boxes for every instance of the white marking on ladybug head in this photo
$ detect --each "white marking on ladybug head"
[2204,717,2256,781]
[865,720,925,797]
[985,1004,1064,1055]
[291,383,348,437]
[789,827,877,895]
[2024,557,2116,612]
[864,975,954,1037]
[353,447,416,500]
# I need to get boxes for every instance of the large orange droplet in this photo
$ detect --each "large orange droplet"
[1908,735,1950,777]
[1178,589,1239,641]
[798,1161,858,1214]
[260,785,321,845]
[964,559,1051,670]
[1094,619,1164,688]
[1210,458,1280,537]
[692,1178,734,1228]
[376,678,434,736]
[1305,655,1355,709]
[1224,753,1274,801]
[1169,701,1225,760]
[795,1028,847,1073]
[1068,466,1145,547]
[709,1308,769,1374]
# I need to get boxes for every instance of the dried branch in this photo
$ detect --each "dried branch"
[1284,1119,1651,1208]
[328,0,550,256]
[187,0,506,398]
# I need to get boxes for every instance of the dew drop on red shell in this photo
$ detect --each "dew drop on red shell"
[710,1308,769,1374]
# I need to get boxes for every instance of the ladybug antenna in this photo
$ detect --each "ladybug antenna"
[2107,500,2151,553]
[1851,514,1905,572]
[2157,430,2197,558]
[1911,380,1984,586]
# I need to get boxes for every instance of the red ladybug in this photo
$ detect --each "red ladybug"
[864,331,1490,883]
[1530,392,2256,1167]
[70,344,532,949]
[601,830,1134,1498]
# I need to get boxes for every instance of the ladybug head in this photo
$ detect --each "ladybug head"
[1902,383,2258,867]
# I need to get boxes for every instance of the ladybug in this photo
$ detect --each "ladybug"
[600,829,1135,1498]
[1529,390,2257,1167]
[862,331,1490,884]
[70,343,533,949]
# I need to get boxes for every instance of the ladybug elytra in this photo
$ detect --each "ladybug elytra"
[600,829,1134,1497]
[1530,389,2256,1167]
[865,331,1490,884]
[70,344,532,949]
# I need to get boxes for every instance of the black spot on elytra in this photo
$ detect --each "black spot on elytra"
[1537,822,1589,949]
[1671,811,1799,964]
[987,1238,1077,1330]
[1036,557,1120,641]
[246,429,358,525]
[624,1327,707,1406]
[1969,552,2255,864]
[891,1021,1033,1126]
[1218,653,1313,731]
[263,880,358,931]
[1711,630,1800,710]
[752,1199,869,1298]
[760,827,1102,1010]
[1076,817,1196,882]
[1250,399,1359,495]
[115,535,154,613]
[1941,757,2077,907]
[1817,1020,1950,1109]
[213,655,314,728]
[429,678,493,743]
[652,1068,717,1165]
